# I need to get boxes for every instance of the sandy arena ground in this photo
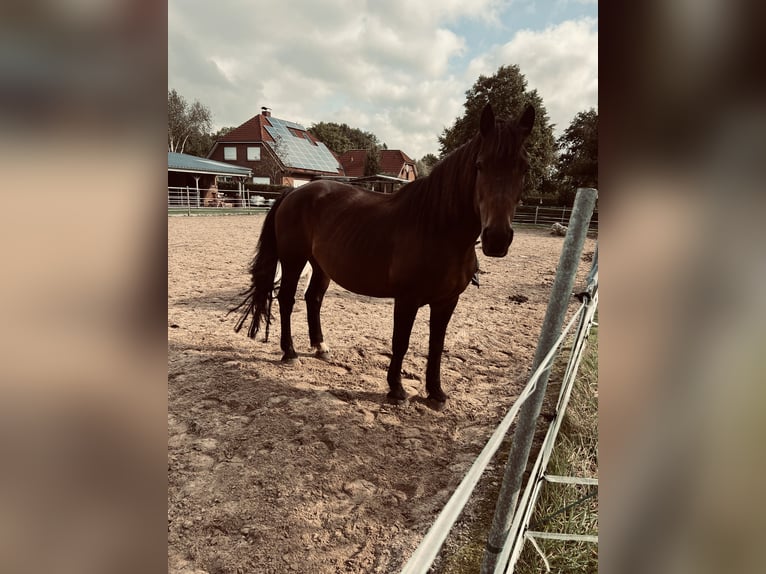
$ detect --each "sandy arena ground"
[168,213,595,573]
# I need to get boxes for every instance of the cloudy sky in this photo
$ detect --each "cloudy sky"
[169,0,597,159]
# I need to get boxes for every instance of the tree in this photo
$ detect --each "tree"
[415,153,438,178]
[184,131,214,158]
[168,89,213,155]
[364,145,382,176]
[308,122,385,156]
[553,109,598,205]
[438,65,556,198]
[182,126,237,158]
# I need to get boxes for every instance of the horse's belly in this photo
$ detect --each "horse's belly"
[319,259,394,298]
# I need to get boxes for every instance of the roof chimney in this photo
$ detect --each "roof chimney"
[261,106,271,117]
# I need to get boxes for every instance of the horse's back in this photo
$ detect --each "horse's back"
[273,182,399,296]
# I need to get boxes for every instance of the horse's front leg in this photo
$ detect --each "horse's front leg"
[425,296,459,406]
[386,299,419,404]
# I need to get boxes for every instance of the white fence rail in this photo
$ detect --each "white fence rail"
[514,206,598,230]
[167,186,278,214]
[167,187,598,229]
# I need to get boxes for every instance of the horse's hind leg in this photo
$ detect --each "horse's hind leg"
[276,259,306,363]
[305,262,331,359]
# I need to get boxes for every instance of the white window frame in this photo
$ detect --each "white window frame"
[247,146,260,161]
[224,146,237,160]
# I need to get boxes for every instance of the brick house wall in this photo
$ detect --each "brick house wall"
[207,142,285,185]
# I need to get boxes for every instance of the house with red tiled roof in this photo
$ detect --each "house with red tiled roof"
[207,108,344,187]
[338,149,418,181]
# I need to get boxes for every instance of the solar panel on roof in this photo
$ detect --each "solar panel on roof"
[264,118,340,173]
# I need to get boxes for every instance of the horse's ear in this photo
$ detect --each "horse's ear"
[518,104,535,138]
[480,103,495,137]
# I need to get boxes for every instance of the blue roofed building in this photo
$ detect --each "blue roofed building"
[168,151,252,207]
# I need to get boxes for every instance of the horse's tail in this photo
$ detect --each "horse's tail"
[230,190,291,341]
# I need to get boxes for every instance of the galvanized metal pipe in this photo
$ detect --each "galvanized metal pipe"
[480,187,597,574]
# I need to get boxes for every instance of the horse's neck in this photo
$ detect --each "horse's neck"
[411,142,481,242]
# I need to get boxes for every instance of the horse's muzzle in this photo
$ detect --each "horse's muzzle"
[481,226,513,257]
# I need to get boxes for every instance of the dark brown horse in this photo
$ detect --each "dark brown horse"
[233,102,534,407]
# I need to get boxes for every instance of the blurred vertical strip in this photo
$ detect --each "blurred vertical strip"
[601,1,766,573]
[0,1,167,573]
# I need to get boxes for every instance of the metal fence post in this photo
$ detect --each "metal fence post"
[480,187,597,574]
[185,186,191,216]
[534,206,539,225]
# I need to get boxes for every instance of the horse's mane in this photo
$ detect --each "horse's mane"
[391,135,481,232]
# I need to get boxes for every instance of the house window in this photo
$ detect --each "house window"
[252,176,270,185]
[247,147,260,161]
[224,146,237,160]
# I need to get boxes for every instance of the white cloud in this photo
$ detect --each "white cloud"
[467,17,598,135]
[169,1,597,158]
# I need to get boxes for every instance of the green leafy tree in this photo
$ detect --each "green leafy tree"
[167,89,213,155]
[307,122,352,154]
[415,153,438,178]
[184,126,237,158]
[554,109,598,205]
[438,65,556,198]
[364,145,382,176]
[179,126,239,158]
[308,122,385,156]
[184,132,214,158]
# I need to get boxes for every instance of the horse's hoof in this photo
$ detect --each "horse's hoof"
[425,397,448,411]
[386,389,408,405]
[425,389,449,411]
[315,351,331,361]
[281,356,300,366]
[386,395,408,406]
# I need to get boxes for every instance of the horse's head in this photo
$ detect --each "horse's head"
[474,102,535,257]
